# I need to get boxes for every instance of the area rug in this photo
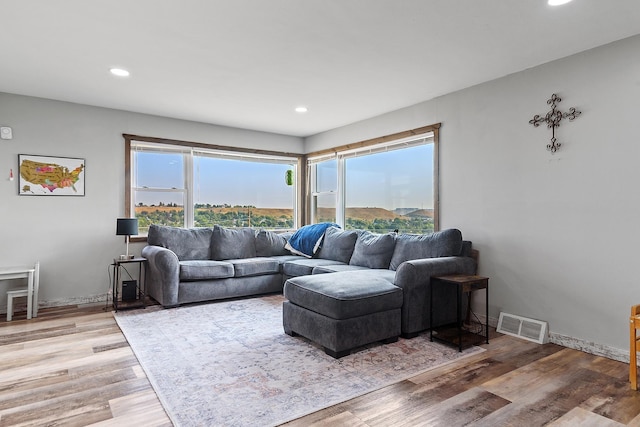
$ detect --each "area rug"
[114,294,482,426]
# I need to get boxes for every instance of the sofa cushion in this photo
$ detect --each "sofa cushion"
[148,225,213,261]
[285,222,338,258]
[389,228,463,270]
[227,257,280,277]
[312,266,397,284]
[349,231,396,269]
[267,254,305,273]
[312,264,369,274]
[179,260,234,281]
[210,226,256,260]
[284,272,403,320]
[255,229,292,257]
[316,227,358,263]
[283,258,346,277]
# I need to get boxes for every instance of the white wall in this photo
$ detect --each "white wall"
[0,93,303,307]
[306,34,640,353]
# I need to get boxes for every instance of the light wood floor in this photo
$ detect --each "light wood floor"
[3,304,640,426]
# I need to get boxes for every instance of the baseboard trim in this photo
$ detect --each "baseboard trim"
[1,293,108,315]
[42,293,108,307]
[474,314,628,363]
[549,332,628,363]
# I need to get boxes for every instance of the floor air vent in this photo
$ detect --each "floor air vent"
[496,312,549,344]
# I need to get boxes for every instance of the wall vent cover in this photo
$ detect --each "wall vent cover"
[496,312,549,344]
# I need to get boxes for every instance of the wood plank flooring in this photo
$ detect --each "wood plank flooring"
[0,304,171,426]
[2,304,640,426]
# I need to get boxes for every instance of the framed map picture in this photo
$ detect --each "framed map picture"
[18,154,85,196]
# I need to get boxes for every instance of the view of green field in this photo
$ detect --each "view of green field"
[135,204,434,234]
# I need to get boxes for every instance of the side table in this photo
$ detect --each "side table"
[111,257,147,311]
[430,274,489,351]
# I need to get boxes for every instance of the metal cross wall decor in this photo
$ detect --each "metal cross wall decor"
[529,93,581,153]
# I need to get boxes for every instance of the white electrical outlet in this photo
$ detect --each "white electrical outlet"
[0,127,12,140]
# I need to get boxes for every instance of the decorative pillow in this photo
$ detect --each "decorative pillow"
[349,231,397,269]
[210,226,256,260]
[147,224,213,261]
[389,228,463,270]
[317,226,358,263]
[255,229,292,257]
[285,222,339,258]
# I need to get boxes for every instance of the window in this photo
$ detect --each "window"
[306,125,438,233]
[131,145,191,234]
[125,135,302,236]
[193,151,296,229]
[309,156,338,224]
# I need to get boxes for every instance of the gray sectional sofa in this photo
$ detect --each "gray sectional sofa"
[142,225,298,309]
[142,224,477,346]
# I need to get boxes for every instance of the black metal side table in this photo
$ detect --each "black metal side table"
[430,274,489,351]
[111,257,147,311]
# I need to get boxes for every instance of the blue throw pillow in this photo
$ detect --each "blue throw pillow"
[285,222,339,258]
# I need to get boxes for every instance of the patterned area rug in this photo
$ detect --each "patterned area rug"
[114,294,482,426]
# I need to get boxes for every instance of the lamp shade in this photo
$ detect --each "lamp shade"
[116,218,138,236]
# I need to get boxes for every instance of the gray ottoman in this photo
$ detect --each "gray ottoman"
[282,271,403,358]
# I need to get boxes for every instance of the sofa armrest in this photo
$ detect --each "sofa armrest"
[393,256,477,335]
[141,245,180,307]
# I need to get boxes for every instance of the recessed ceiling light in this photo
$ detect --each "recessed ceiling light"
[295,106,308,113]
[110,68,130,77]
[548,0,572,5]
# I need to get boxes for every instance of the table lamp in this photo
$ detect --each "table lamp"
[116,218,138,260]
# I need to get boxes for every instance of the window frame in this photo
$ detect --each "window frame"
[124,134,305,241]
[303,124,440,231]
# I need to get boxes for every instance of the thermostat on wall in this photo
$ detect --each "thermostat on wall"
[0,127,12,140]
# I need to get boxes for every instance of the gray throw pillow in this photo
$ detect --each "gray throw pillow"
[389,228,463,270]
[210,226,256,260]
[317,226,358,263]
[349,231,396,269]
[255,229,292,257]
[147,224,213,261]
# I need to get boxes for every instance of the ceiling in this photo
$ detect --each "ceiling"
[2,1,640,138]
